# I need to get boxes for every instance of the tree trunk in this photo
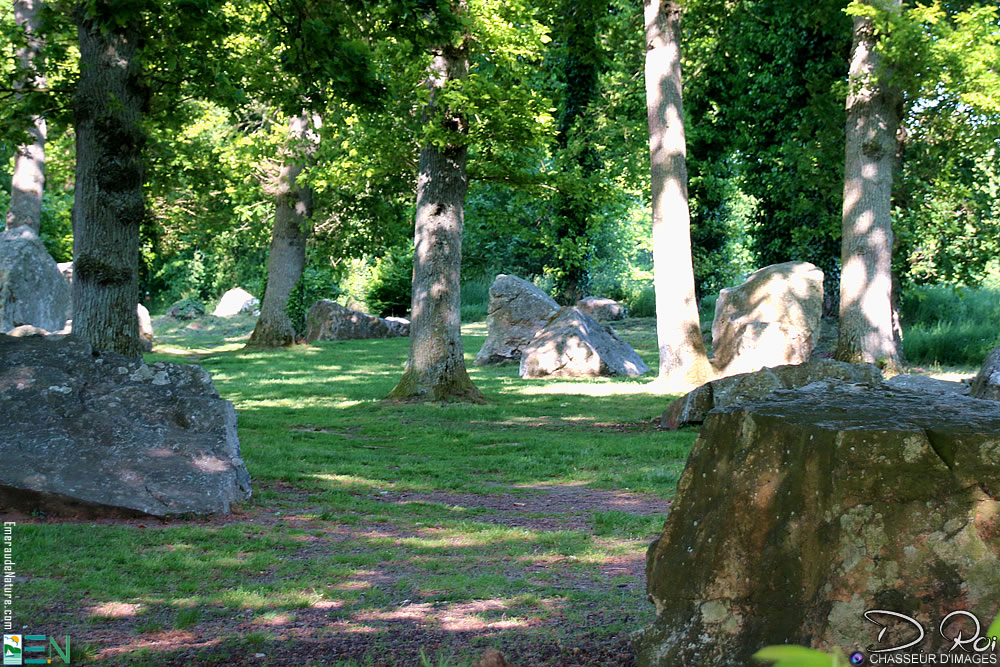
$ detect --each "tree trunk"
[644,0,713,389]
[835,0,904,366]
[388,24,483,403]
[5,0,46,236]
[246,113,320,348]
[71,7,145,358]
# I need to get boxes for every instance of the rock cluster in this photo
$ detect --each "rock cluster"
[637,379,1000,665]
[0,333,251,517]
[304,300,409,341]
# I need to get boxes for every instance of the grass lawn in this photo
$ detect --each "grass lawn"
[7,314,695,665]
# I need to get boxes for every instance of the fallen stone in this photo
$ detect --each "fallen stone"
[971,344,1000,401]
[711,261,823,375]
[885,373,969,396]
[662,358,882,428]
[385,316,411,337]
[0,230,71,334]
[167,299,205,320]
[475,274,559,366]
[575,296,627,321]
[304,300,409,341]
[138,303,154,352]
[519,307,649,378]
[637,380,1000,665]
[213,287,259,317]
[0,334,251,517]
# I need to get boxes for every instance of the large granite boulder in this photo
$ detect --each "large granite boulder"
[304,300,408,341]
[0,230,70,333]
[0,333,251,517]
[637,380,1000,665]
[662,358,882,428]
[519,307,649,378]
[213,287,259,317]
[475,274,560,366]
[971,345,1000,401]
[575,296,627,321]
[711,261,823,375]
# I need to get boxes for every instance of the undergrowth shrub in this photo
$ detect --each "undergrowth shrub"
[366,245,412,317]
[901,285,1000,366]
[287,264,341,334]
[460,277,492,322]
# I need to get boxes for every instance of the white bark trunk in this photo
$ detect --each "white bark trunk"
[836,0,903,366]
[644,0,713,390]
[6,0,47,236]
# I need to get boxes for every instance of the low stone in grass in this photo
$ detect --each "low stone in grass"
[138,303,155,352]
[213,287,259,317]
[575,296,627,321]
[304,300,409,341]
[0,333,251,517]
[167,298,205,320]
[519,306,648,378]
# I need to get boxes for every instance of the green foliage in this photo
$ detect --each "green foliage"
[286,262,342,335]
[365,245,413,317]
[460,277,493,322]
[900,285,1000,367]
[167,297,206,319]
[625,284,656,319]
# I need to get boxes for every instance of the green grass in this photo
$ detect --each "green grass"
[901,285,1000,367]
[11,315,690,664]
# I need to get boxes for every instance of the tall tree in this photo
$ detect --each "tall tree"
[246,113,320,348]
[70,4,146,357]
[6,0,46,236]
[389,1,483,403]
[835,0,904,365]
[644,0,713,388]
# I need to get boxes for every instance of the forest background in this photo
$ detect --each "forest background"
[2,0,999,367]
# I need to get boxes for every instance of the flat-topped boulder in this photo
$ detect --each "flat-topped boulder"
[662,358,882,428]
[711,261,823,375]
[304,300,408,341]
[0,230,71,333]
[519,307,649,378]
[0,334,251,517]
[213,287,259,317]
[637,380,1000,665]
[971,344,1000,401]
[475,274,559,366]
[575,296,627,321]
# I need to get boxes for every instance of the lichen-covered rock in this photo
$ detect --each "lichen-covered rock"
[385,316,411,337]
[662,358,882,428]
[304,300,408,341]
[474,274,560,366]
[137,303,154,352]
[971,345,1000,401]
[637,380,1000,666]
[519,307,649,378]
[575,296,627,321]
[213,287,259,317]
[711,261,823,375]
[0,334,251,517]
[886,373,969,396]
[0,230,71,333]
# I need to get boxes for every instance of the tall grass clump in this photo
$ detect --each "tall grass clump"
[901,285,1000,367]
[460,277,493,322]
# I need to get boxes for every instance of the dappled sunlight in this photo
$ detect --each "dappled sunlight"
[88,601,144,618]
[515,380,662,397]
[308,473,398,490]
[354,599,531,633]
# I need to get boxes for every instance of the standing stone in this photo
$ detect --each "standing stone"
[519,307,649,378]
[637,380,1000,665]
[711,261,823,375]
[474,274,560,365]
[304,300,408,341]
[0,230,70,333]
[970,345,1000,401]
[575,296,627,321]
[214,287,260,317]
[0,334,251,517]
[137,303,154,352]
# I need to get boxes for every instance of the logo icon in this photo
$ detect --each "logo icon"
[3,635,21,666]
[849,651,866,665]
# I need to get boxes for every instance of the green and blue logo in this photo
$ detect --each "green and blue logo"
[3,635,69,665]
